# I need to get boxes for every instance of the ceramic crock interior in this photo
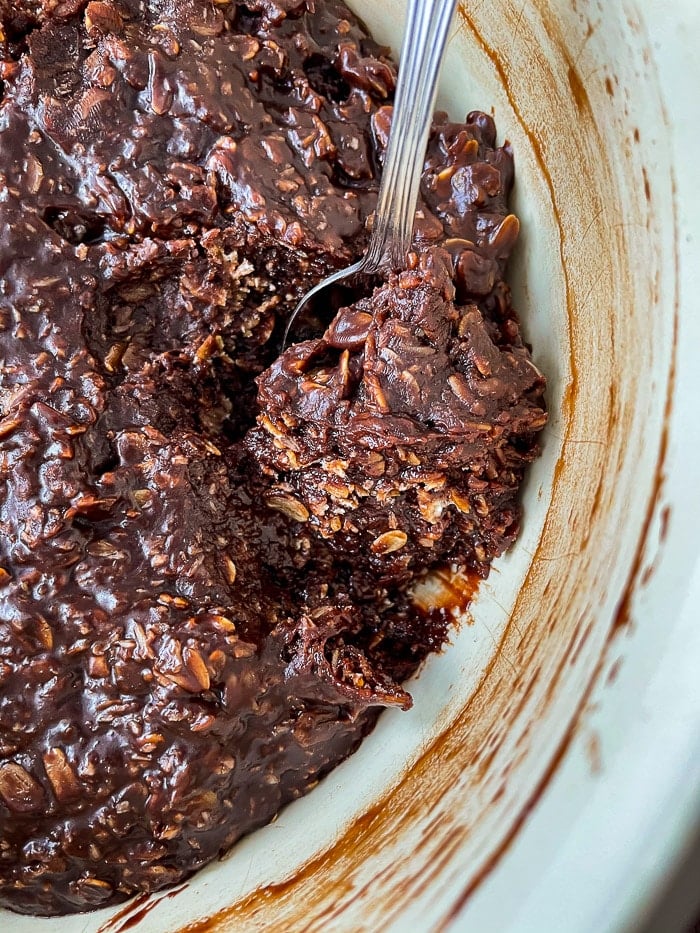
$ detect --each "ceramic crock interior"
[4,1,677,931]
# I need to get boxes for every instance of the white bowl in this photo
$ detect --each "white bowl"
[5,1,699,931]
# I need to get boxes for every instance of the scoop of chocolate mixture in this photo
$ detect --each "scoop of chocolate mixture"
[248,248,546,584]
[0,0,546,916]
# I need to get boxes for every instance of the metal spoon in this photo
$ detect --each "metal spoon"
[283,0,458,348]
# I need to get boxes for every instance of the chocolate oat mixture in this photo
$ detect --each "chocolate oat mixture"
[0,0,546,916]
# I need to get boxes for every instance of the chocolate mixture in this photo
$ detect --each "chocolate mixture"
[0,0,546,916]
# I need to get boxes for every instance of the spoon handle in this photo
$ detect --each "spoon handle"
[364,0,458,273]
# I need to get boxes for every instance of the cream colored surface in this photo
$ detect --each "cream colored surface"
[6,1,699,931]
